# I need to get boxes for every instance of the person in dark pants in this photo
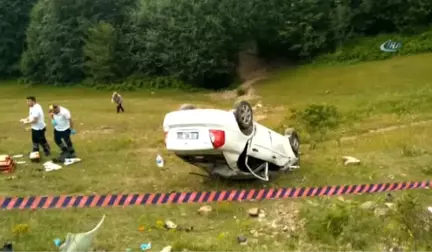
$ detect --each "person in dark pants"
[20,96,51,156]
[111,92,124,113]
[49,104,77,160]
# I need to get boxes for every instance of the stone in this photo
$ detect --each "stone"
[198,205,212,216]
[248,208,260,217]
[237,235,247,245]
[359,201,375,210]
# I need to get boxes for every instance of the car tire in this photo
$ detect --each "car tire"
[233,100,253,134]
[179,104,196,110]
[285,128,300,157]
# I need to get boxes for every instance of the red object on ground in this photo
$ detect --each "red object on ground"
[0,155,16,173]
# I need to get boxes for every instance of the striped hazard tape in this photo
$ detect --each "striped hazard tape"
[0,180,429,210]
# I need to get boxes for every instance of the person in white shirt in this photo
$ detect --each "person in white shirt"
[48,104,77,159]
[20,96,51,156]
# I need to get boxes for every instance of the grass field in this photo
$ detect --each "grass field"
[1,53,432,251]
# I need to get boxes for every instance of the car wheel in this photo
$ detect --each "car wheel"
[234,100,253,132]
[285,128,300,156]
[179,104,196,110]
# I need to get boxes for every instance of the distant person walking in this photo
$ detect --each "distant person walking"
[111,91,124,113]
[49,104,77,159]
[20,96,51,156]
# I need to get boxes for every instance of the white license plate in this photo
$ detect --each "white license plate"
[177,132,199,140]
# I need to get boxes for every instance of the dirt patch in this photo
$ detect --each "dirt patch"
[208,77,265,102]
[248,202,303,246]
[134,147,160,154]
[80,126,115,136]
[209,51,271,102]
[253,104,286,122]
[340,119,432,142]
[255,114,268,122]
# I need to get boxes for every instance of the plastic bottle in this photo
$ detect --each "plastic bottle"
[156,154,164,168]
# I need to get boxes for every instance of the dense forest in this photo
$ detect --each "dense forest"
[1,0,432,89]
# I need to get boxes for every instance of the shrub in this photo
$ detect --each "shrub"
[301,194,432,250]
[290,104,341,133]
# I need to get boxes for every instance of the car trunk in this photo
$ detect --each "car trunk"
[163,109,238,151]
[163,109,237,130]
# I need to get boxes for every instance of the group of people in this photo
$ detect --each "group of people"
[20,96,76,161]
[20,92,125,161]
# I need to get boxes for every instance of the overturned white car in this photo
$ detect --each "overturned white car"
[162,101,300,181]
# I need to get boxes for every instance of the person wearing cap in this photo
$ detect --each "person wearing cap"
[111,91,124,113]
[20,96,51,156]
[49,104,77,159]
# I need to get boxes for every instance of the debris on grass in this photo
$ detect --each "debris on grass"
[43,161,62,172]
[58,215,105,252]
[140,243,151,251]
[160,245,172,252]
[197,205,212,216]
[64,158,81,166]
[237,235,247,245]
[53,238,62,247]
[342,156,360,166]
[427,206,432,214]
[164,220,177,230]
[156,154,164,168]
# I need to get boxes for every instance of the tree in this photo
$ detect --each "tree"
[83,22,118,83]
[21,0,137,84]
[0,0,37,78]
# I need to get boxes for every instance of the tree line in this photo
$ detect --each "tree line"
[1,0,432,89]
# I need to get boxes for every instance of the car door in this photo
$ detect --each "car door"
[267,130,292,166]
[246,124,276,163]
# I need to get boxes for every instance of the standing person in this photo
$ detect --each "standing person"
[49,104,77,159]
[20,96,51,156]
[111,91,124,113]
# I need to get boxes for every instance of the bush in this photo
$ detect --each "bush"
[290,104,341,133]
[301,193,432,250]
